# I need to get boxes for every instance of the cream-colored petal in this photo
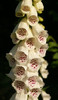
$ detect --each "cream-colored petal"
[32,23,44,36]
[33,0,41,3]
[12,79,27,93]
[28,50,39,60]
[11,32,20,44]
[24,37,36,50]
[40,69,49,79]
[41,91,51,100]
[25,76,41,89]
[27,58,42,72]
[34,1,44,13]
[36,44,48,57]
[13,65,27,80]
[15,1,25,17]
[6,53,17,67]
[10,92,27,100]
[6,69,15,80]
[28,88,41,99]
[21,0,32,14]
[27,6,38,26]
[26,70,38,78]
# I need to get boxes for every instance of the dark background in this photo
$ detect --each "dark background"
[0,0,58,100]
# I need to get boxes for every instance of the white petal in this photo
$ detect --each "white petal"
[6,69,15,80]
[27,58,42,72]
[26,70,38,78]
[40,69,49,79]
[15,1,25,17]
[27,6,38,26]
[13,65,27,80]
[34,1,44,12]
[36,44,48,57]
[21,0,32,14]
[12,79,27,93]
[10,92,27,100]
[41,91,51,100]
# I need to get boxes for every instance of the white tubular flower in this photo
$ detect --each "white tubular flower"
[25,76,44,89]
[10,24,20,44]
[12,80,27,94]
[15,1,25,17]
[11,32,19,44]
[10,92,27,100]
[32,24,48,45]
[27,58,42,72]
[28,88,41,100]
[13,65,27,80]
[27,6,38,26]
[24,37,36,50]
[41,91,51,100]
[14,46,28,65]
[21,0,32,14]
[34,1,44,13]
[6,53,17,67]
[40,59,49,78]
[16,18,29,39]
[6,69,15,80]
[25,76,40,89]
[36,44,48,57]
[40,69,49,79]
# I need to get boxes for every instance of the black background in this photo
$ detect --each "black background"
[0,0,58,100]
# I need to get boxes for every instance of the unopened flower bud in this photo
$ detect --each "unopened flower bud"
[41,91,51,100]
[34,1,44,14]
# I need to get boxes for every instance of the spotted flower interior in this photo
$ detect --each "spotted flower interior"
[6,0,51,100]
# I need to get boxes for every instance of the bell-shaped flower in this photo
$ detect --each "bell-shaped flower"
[41,91,51,100]
[15,1,25,17]
[6,69,15,80]
[14,46,28,65]
[24,37,36,50]
[6,53,17,67]
[34,1,44,14]
[27,6,38,26]
[13,65,27,80]
[25,76,44,89]
[12,79,27,94]
[21,0,32,14]
[27,58,42,72]
[10,92,27,100]
[36,44,48,57]
[28,88,41,100]
[10,24,20,44]
[40,59,49,78]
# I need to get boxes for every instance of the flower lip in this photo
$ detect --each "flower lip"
[14,80,25,90]
[29,15,37,24]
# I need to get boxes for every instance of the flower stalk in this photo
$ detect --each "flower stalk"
[6,0,51,100]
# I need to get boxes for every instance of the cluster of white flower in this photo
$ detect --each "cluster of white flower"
[6,0,51,100]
